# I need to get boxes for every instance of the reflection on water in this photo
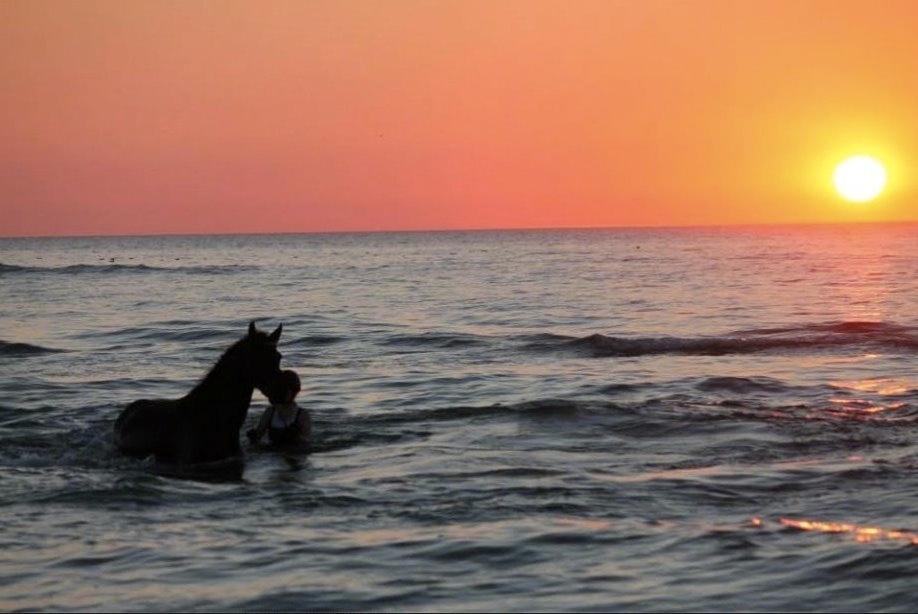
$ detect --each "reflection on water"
[825,377,914,421]
[780,518,918,546]
[833,378,911,396]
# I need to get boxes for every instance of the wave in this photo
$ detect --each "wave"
[0,340,66,356]
[696,376,796,394]
[314,394,918,452]
[0,263,255,275]
[75,321,328,345]
[522,321,917,358]
[78,326,235,344]
[381,332,488,349]
[290,334,346,346]
[737,321,912,336]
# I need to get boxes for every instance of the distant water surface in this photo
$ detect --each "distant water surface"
[1,225,916,611]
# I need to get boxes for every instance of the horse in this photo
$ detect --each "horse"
[114,321,284,465]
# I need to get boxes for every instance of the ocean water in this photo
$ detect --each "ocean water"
[1,224,916,611]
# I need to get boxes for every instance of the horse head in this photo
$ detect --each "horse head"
[242,321,284,395]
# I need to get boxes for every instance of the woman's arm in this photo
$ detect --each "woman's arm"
[247,406,274,444]
[297,408,312,441]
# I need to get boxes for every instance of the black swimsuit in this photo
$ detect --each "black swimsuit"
[268,407,304,445]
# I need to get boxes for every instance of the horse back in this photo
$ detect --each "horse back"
[113,398,180,459]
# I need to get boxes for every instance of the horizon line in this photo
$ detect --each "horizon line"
[1,218,915,240]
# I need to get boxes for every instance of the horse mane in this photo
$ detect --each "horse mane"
[187,333,257,400]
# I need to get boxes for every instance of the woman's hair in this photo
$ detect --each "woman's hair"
[268,369,301,403]
[281,369,301,396]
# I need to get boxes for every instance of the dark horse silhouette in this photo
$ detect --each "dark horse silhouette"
[114,321,283,465]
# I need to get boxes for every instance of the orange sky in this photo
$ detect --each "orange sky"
[1,0,916,237]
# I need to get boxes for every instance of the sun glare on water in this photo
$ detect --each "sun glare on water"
[833,155,887,202]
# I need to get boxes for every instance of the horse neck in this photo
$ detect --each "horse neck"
[187,350,254,410]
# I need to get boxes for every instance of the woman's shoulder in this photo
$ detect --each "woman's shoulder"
[294,404,312,428]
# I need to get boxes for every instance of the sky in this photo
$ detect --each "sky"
[1,0,917,237]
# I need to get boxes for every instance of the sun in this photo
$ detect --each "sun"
[833,155,887,202]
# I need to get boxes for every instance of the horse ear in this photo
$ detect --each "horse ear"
[248,321,257,336]
[269,323,283,343]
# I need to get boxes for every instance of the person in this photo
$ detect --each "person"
[247,369,311,448]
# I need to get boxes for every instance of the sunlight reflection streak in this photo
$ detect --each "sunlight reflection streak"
[780,517,918,546]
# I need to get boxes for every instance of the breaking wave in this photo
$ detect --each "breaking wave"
[523,321,917,357]
[0,340,66,356]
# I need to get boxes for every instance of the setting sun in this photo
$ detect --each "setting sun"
[833,156,887,203]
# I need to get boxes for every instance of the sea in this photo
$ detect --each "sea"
[1,224,916,611]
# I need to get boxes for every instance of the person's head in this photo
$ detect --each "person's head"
[268,369,301,404]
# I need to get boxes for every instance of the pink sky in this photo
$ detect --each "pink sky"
[2,0,917,237]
